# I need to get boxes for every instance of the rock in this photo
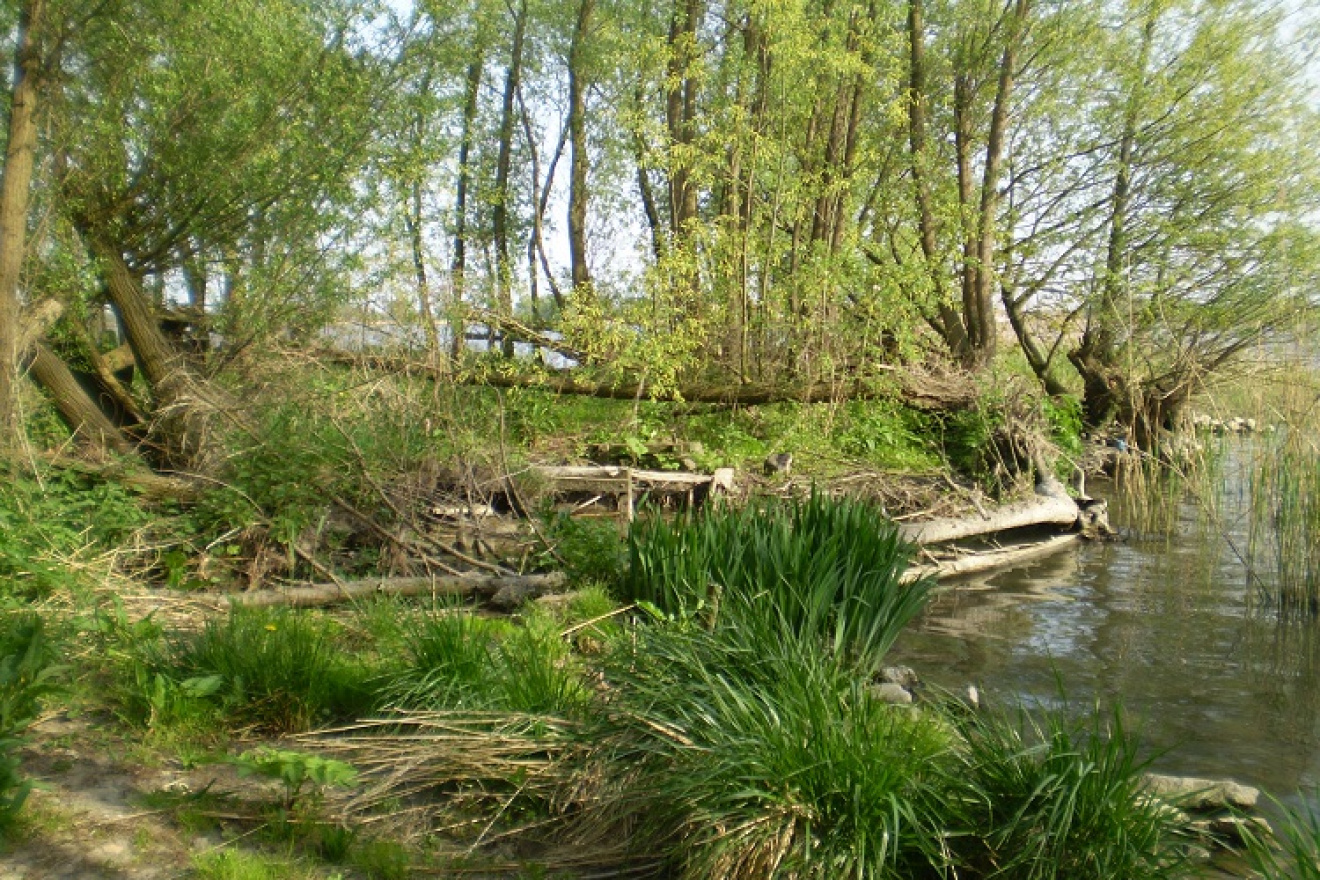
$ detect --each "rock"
[879,665,920,688]
[1142,773,1260,811]
[1200,815,1273,846]
[871,683,914,705]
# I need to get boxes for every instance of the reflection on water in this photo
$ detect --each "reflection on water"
[891,475,1320,802]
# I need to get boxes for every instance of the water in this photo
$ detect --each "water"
[891,472,1320,803]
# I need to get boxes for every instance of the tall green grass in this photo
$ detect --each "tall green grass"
[380,602,589,716]
[1243,794,1320,880]
[623,492,930,677]
[942,702,1188,879]
[1248,427,1320,616]
[583,628,951,878]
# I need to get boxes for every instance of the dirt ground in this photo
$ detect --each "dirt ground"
[0,711,307,880]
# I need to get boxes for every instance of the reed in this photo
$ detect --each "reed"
[1247,424,1320,616]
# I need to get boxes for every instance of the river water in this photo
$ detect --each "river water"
[890,467,1320,805]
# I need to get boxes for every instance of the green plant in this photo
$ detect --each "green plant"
[383,603,588,716]
[836,400,939,470]
[0,614,64,830]
[1043,394,1085,463]
[1242,793,1320,880]
[584,627,951,878]
[1248,428,1320,616]
[190,848,324,880]
[349,837,410,879]
[383,604,504,710]
[942,701,1192,879]
[623,492,931,677]
[120,606,375,734]
[541,512,626,587]
[0,465,150,598]
[228,747,359,811]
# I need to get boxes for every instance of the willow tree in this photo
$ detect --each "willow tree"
[1062,0,1319,440]
[29,0,380,466]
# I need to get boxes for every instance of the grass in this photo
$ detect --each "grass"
[623,491,931,677]
[110,605,375,735]
[1243,794,1320,880]
[942,701,1190,879]
[1247,426,1320,616]
[380,600,590,716]
[585,625,953,878]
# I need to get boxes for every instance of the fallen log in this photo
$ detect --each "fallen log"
[897,494,1080,546]
[902,533,1081,583]
[213,572,566,609]
[311,350,976,412]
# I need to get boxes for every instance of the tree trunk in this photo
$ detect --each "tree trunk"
[406,177,440,356]
[90,237,229,466]
[0,0,44,451]
[907,0,968,358]
[966,0,1030,369]
[493,0,529,358]
[665,0,702,238]
[567,0,594,295]
[631,79,666,263]
[898,492,1079,546]
[451,55,483,361]
[216,572,566,610]
[519,92,567,312]
[25,341,134,454]
[1072,14,1155,429]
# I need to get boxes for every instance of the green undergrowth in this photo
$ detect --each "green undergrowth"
[0,613,64,833]
[0,461,1202,876]
[0,462,150,600]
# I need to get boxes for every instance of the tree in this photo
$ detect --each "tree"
[0,0,45,450]
[15,0,382,465]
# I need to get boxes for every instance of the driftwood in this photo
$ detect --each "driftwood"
[903,534,1081,583]
[897,494,1081,546]
[214,572,566,609]
[533,465,734,494]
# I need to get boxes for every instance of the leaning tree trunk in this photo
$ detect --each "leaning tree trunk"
[89,237,232,468]
[26,342,134,454]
